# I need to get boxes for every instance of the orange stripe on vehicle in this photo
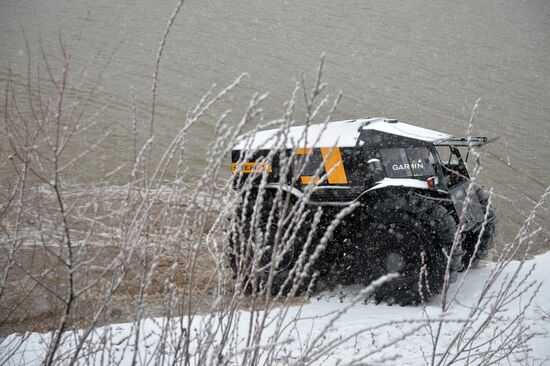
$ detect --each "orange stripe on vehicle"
[320,147,348,184]
[295,147,312,155]
[300,176,320,184]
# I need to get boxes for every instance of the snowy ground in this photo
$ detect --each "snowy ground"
[2,252,549,365]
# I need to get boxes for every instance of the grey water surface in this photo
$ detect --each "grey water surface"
[1,0,549,253]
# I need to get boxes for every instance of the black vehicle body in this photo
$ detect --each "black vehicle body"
[230,117,497,304]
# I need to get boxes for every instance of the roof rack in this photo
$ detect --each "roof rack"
[434,136,499,147]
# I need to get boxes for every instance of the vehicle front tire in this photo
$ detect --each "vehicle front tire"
[354,195,461,306]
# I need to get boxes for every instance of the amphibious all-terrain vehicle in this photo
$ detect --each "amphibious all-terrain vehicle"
[229,118,497,305]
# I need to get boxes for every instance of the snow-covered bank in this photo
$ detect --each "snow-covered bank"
[2,252,549,365]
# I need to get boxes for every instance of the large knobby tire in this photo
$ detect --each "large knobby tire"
[461,187,497,268]
[356,195,461,306]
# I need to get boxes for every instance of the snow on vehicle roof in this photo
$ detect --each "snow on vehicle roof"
[233,117,453,150]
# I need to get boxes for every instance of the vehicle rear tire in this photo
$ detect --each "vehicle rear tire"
[228,193,308,296]
[355,195,461,306]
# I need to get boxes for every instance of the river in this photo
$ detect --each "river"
[1,0,549,253]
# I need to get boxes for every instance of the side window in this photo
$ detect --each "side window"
[344,147,382,184]
[436,146,459,165]
[380,148,412,177]
[380,147,435,178]
[405,147,435,176]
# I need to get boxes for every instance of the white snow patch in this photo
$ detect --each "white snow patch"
[2,252,549,365]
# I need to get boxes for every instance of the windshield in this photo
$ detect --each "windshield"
[434,146,470,187]
[379,147,436,178]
